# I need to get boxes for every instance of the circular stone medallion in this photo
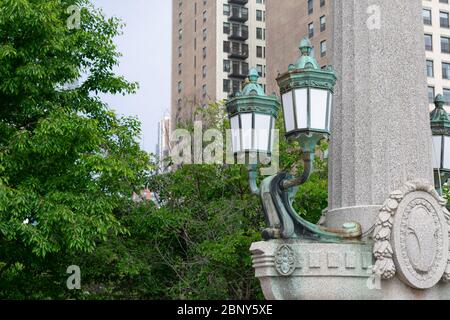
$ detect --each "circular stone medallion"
[392,191,448,289]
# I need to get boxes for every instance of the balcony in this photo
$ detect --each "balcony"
[229,7,248,22]
[229,0,248,4]
[229,71,247,79]
[229,50,249,60]
[229,63,249,79]
[229,29,248,41]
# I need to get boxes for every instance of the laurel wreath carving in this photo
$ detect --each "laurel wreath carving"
[372,179,450,281]
[442,207,450,283]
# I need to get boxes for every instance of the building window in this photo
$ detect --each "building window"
[223,4,230,16]
[243,62,249,75]
[202,66,207,78]
[308,0,314,15]
[177,81,183,93]
[203,29,207,41]
[256,64,263,77]
[178,29,183,41]
[256,10,263,21]
[428,86,435,104]
[256,46,263,58]
[320,40,327,57]
[203,47,207,59]
[224,60,231,72]
[177,63,182,75]
[202,85,207,97]
[256,27,263,40]
[425,34,433,51]
[203,11,207,23]
[441,11,450,28]
[308,23,314,38]
[427,60,434,77]
[423,9,432,25]
[223,22,230,34]
[223,41,230,53]
[177,99,182,110]
[178,46,182,58]
[232,80,240,94]
[320,0,325,7]
[443,62,450,79]
[442,36,450,53]
[320,15,326,32]
[444,88,450,106]
[223,79,231,93]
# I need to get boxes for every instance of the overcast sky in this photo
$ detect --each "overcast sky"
[93,0,172,154]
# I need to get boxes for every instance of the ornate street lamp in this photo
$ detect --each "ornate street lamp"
[431,94,450,194]
[277,38,336,141]
[226,68,280,195]
[276,38,336,190]
[226,68,280,157]
[225,38,361,241]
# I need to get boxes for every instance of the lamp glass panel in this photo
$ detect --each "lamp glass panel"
[444,136,450,170]
[282,92,295,132]
[241,113,253,151]
[270,118,275,152]
[310,89,328,130]
[294,88,308,130]
[327,93,333,131]
[231,115,241,153]
[432,135,442,169]
[254,114,271,152]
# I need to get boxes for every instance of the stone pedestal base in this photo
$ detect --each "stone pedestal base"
[250,240,450,300]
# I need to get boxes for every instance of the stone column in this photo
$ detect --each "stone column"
[327,0,434,233]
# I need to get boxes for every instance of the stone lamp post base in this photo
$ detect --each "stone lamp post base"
[250,240,450,300]
[250,180,450,300]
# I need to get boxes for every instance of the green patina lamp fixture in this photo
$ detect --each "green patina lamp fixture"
[276,37,337,190]
[225,38,361,241]
[277,38,336,141]
[431,94,450,195]
[226,68,280,194]
[226,68,280,158]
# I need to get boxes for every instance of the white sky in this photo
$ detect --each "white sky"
[93,0,172,154]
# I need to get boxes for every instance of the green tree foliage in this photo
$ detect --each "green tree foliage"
[0,0,329,299]
[0,0,150,298]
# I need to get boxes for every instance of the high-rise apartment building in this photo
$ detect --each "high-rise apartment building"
[171,0,267,128]
[266,0,332,95]
[423,0,450,107]
[266,0,448,110]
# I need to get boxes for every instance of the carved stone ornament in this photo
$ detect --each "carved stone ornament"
[373,180,450,289]
[275,245,296,276]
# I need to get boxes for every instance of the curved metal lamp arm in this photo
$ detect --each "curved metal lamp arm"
[281,150,314,190]
[247,164,260,195]
[259,133,362,240]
